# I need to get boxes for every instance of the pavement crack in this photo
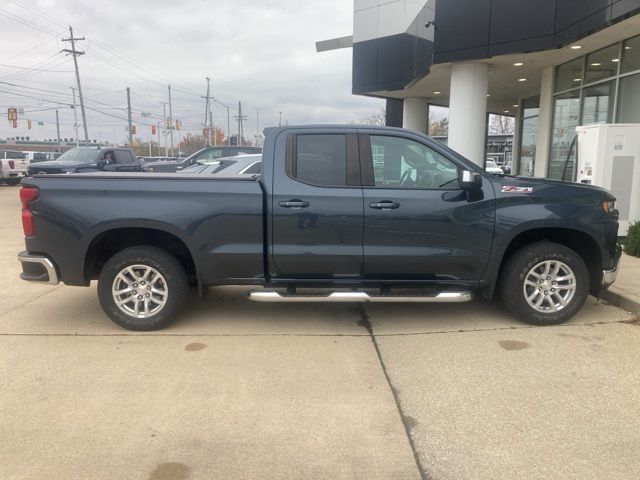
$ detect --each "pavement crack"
[357,304,429,480]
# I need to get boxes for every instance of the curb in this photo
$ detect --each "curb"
[601,289,640,315]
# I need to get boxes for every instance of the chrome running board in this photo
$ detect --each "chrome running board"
[248,290,473,303]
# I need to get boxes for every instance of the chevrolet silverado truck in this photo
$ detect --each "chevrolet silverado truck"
[17,125,621,330]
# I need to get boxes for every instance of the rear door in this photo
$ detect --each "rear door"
[359,131,495,282]
[270,129,364,279]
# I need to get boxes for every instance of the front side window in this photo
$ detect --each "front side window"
[115,150,133,164]
[293,134,347,186]
[369,135,459,189]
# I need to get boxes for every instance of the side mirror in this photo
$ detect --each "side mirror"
[461,170,482,190]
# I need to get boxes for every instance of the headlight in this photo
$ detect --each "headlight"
[63,169,76,174]
[602,200,616,214]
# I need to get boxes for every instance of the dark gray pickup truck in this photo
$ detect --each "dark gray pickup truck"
[18,125,621,330]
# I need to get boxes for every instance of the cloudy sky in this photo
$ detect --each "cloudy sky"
[0,0,383,144]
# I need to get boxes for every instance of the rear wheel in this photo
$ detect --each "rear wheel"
[500,242,589,325]
[97,246,188,330]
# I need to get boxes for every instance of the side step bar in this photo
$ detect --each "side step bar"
[248,291,473,303]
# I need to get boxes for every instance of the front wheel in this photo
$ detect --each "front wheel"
[499,242,589,325]
[97,246,188,330]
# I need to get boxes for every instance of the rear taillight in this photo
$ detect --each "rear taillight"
[20,186,39,236]
[8,160,15,169]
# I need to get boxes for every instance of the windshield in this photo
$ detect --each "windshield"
[56,149,100,163]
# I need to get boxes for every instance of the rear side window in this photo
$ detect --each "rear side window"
[4,151,26,159]
[293,134,347,187]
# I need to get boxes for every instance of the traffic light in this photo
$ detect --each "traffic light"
[12,119,17,128]
[151,125,156,135]
[27,120,32,129]
[130,125,136,135]
[7,108,17,121]
[176,119,181,131]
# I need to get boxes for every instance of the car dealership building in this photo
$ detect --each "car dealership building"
[321,0,640,179]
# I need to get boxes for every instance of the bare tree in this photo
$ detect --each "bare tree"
[359,108,386,126]
[428,116,449,136]
[489,115,515,135]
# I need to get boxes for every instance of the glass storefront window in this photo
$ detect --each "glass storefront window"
[518,96,539,177]
[555,58,583,92]
[585,45,619,83]
[622,35,640,74]
[581,81,615,124]
[549,90,580,180]
[617,73,640,123]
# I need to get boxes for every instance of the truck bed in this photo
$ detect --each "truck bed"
[22,173,265,286]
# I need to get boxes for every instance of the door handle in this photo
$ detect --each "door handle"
[279,200,310,209]
[369,201,400,210]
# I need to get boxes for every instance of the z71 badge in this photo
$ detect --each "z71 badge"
[502,186,534,194]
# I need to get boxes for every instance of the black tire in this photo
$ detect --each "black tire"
[98,246,188,331]
[499,241,590,325]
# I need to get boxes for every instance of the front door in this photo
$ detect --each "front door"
[271,130,364,279]
[360,132,495,282]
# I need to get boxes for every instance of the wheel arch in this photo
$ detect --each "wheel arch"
[486,226,603,298]
[83,224,198,286]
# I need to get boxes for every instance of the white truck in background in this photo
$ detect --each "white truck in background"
[0,150,29,185]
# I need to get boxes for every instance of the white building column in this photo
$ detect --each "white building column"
[402,97,429,134]
[448,63,488,166]
[534,66,555,178]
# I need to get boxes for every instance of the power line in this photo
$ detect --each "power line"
[0,37,57,63]
[0,9,63,37]
[7,0,68,29]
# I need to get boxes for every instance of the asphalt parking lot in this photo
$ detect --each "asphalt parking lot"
[1,184,639,480]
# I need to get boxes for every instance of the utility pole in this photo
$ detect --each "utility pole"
[256,108,260,144]
[126,87,133,146]
[235,101,247,146]
[62,26,89,145]
[167,85,174,156]
[160,102,168,156]
[210,111,215,146]
[226,106,230,145]
[55,110,61,153]
[279,111,282,127]
[157,121,161,153]
[70,87,79,147]
[202,77,212,147]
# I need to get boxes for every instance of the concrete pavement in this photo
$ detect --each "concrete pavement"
[1,184,639,479]
[602,252,640,314]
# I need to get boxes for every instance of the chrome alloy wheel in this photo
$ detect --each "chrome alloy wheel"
[112,265,168,318]
[523,260,577,313]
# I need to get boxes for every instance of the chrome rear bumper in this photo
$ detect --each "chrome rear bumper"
[18,251,59,285]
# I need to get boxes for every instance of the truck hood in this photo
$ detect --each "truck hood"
[29,160,98,171]
[492,174,616,200]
